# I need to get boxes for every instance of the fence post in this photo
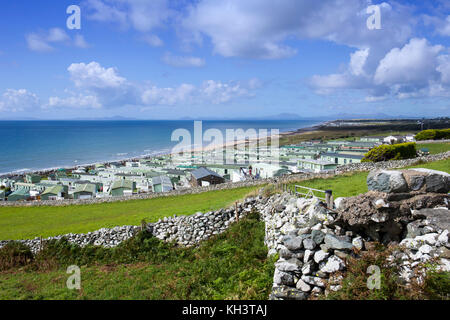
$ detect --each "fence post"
[235,201,239,223]
[325,190,333,208]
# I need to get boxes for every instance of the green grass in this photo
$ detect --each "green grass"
[288,158,450,199]
[416,142,450,155]
[289,172,369,199]
[0,212,276,300]
[0,186,259,241]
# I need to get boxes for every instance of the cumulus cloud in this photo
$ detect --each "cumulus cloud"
[46,94,102,109]
[49,61,260,108]
[141,34,164,47]
[181,0,414,59]
[310,38,450,101]
[84,0,172,32]
[374,38,443,86]
[162,52,205,68]
[0,89,40,112]
[141,83,196,105]
[26,28,89,52]
[68,62,126,88]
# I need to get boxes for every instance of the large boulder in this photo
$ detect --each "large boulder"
[367,170,408,193]
[334,191,449,243]
[368,168,450,194]
[408,169,450,193]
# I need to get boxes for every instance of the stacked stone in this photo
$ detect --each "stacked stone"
[0,197,258,253]
[393,208,450,283]
[262,193,363,300]
[150,198,256,247]
[0,225,141,254]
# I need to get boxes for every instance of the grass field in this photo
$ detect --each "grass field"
[0,212,275,300]
[1,158,448,241]
[0,186,259,241]
[417,142,450,155]
[287,158,450,199]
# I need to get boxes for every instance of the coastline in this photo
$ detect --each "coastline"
[0,120,327,178]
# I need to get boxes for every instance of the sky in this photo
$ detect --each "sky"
[0,0,450,120]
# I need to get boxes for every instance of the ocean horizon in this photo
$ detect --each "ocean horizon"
[0,120,321,175]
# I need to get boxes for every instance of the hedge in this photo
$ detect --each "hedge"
[362,142,417,162]
[415,129,450,141]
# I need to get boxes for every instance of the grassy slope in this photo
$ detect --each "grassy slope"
[0,213,275,300]
[0,186,259,240]
[288,158,450,198]
[1,158,449,241]
[417,142,450,154]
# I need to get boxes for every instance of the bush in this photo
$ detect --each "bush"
[0,241,34,271]
[362,142,417,162]
[415,129,450,141]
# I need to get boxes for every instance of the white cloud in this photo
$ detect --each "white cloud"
[200,80,249,104]
[309,38,450,101]
[0,89,40,112]
[74,35,89,48]
[162,52,205,68]
[26,28,89,52]
[374,38,443,86]
[141,34,164,47]
[182,0,415,59]
[437,55,450,85]
[46,94,102,109]
[84,0,172,32]
[51,61,260,108]
[141,83,196,105]
[68,62,126,89]
[349,48,370,76]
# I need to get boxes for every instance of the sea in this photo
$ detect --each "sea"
[0,120,320,175]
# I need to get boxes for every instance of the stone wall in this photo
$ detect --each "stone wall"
[0,197,258,253]
[263,167,450,300]
[1,151,448,208]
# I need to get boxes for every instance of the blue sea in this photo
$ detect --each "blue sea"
[0,120,320,175]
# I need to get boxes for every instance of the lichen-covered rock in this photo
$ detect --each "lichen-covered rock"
[367,170,408,193]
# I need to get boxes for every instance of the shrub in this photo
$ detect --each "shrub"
[362,142,417,162]
[0,241,34,271]
[415,129,450,141]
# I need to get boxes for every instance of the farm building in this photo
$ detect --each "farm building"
[25,174,41,184]
[383,135,405,145]
[7,188,30,202]
[190,167,225,187]
[73,183,96,200]
[110,180,136,196]
[297,159,337,173]
[319,152,364,165]
[152,176,173,193]
[41,185,68,200]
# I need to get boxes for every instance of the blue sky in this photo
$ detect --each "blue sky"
[0,0,450,120]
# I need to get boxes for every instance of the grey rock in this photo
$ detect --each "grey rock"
[324,234,354,251]
[311,230,325,245]
[284,236,304,251]
[273,269,295,286]
[296,279,311,292]
[303,238,316,250]
[275,258,303,272]
[367,170,408,193]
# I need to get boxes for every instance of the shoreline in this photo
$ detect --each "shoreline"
[0,121,326,178]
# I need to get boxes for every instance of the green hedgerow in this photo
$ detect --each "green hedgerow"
[362,142,417,162]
